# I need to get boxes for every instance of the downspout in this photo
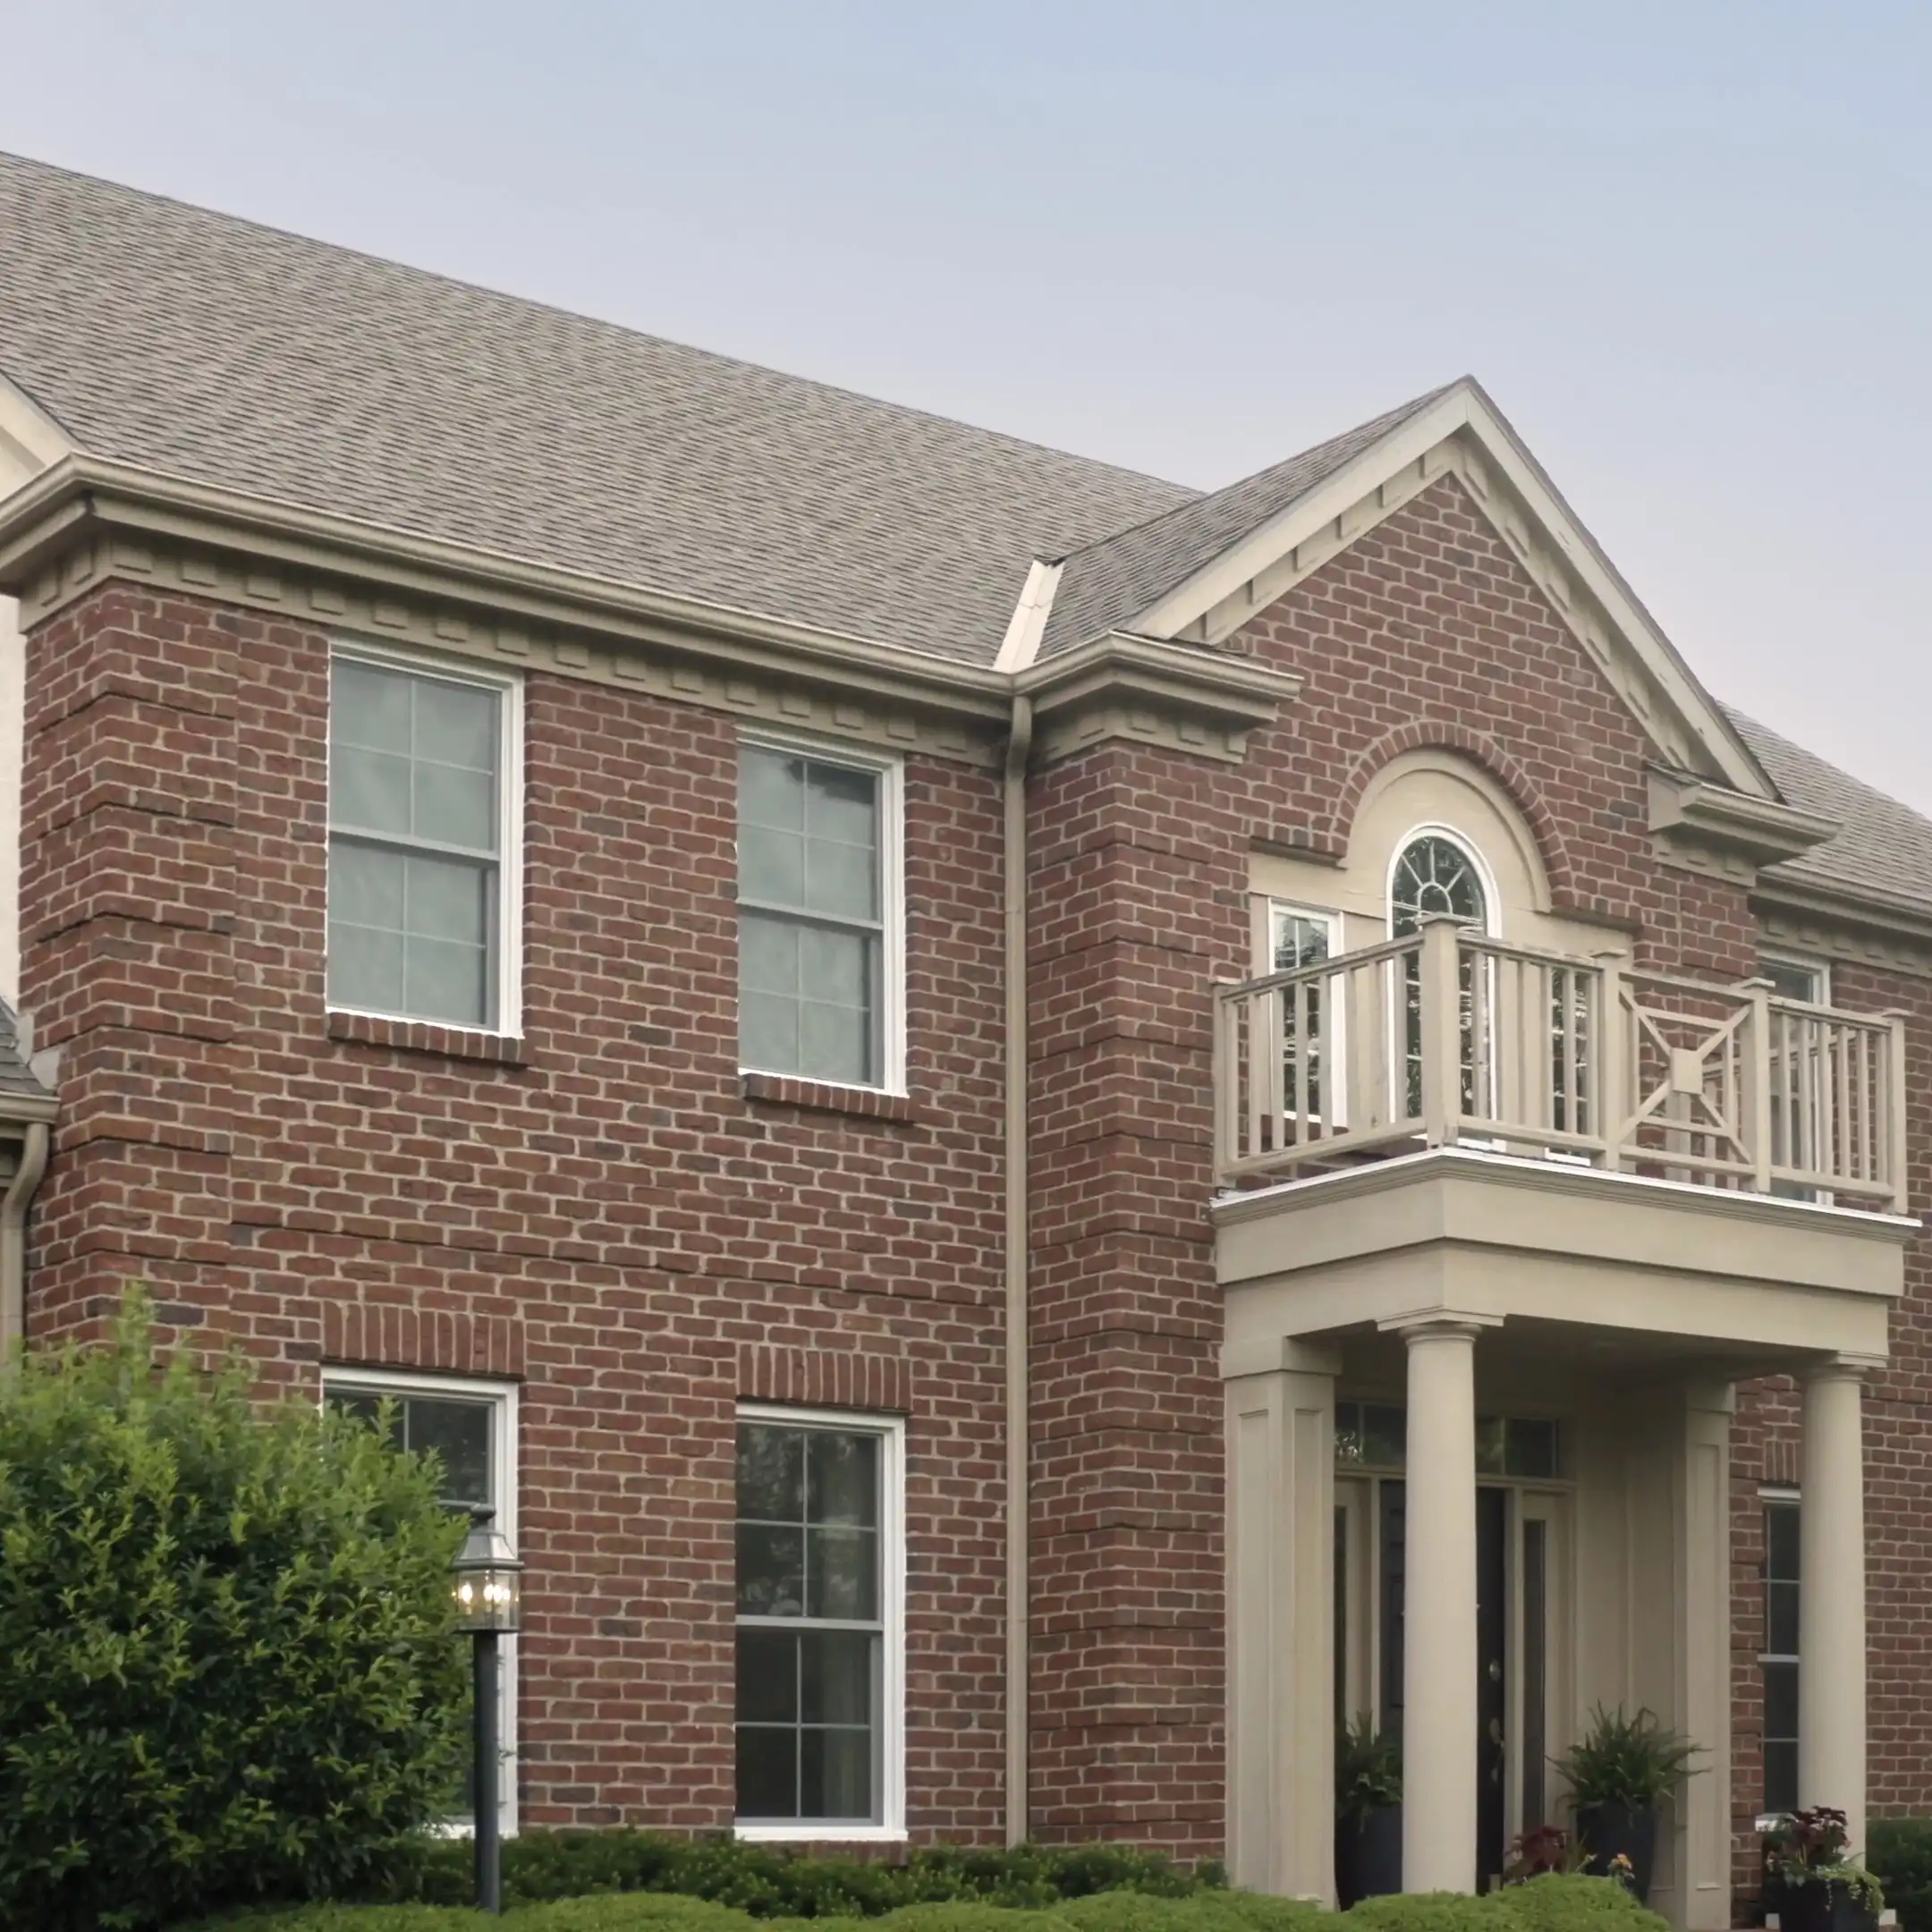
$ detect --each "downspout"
[1002,691,1034,1848]
[0,1119,49,1362]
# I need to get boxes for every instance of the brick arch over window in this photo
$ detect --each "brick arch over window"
[1326,720,1580,904]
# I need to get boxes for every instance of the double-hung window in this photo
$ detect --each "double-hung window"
[327,648,521,1032]
[738,739,902,1090]
[322,1368,520,1833]
[1267,902,1339,1127]
[734,1407,904,1837]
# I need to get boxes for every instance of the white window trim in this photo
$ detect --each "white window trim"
[736,731,907,1097]
[326,638,526,1038]
[1758,953,1832,1007]
[1385,821,1503,939]
[319,1364,521,1840]
[1263,901,1347,1129]
[733,1401,907,1843]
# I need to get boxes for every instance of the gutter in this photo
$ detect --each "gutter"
[1002,691,1035,1847]
[0,1119,49,1363]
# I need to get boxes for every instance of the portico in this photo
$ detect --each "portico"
[1218,1147,1906,1924]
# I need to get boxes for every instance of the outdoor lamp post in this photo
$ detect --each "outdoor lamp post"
[451,1506,522,1914]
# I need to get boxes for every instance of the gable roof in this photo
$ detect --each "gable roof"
[0,150,1191,669]
[1038,384,1456,657]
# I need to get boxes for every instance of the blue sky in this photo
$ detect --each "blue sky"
[4,2,1928,803]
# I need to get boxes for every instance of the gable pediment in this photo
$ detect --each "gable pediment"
[1123,381,1775,801]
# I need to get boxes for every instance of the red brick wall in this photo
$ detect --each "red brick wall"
[18,463,1931,1872]
[21,584,1013,1836]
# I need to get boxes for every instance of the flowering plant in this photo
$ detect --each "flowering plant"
[1763,1809,1885,1912]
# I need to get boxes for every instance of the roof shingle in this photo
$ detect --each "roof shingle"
[0,150,1191,667]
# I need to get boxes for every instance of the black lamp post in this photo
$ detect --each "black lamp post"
[452,1506,523,1914]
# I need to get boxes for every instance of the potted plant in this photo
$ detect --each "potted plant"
[1335,1714,1402,1906]
[1554,1703,1700,1904]
[1763,1808,1885,1932]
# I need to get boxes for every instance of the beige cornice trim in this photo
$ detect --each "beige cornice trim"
[1753,874,1932,975]
[1016,630,1300,765]
[0,459,1298,770]
[0,454,1010,709]
[1648,767,1840,873]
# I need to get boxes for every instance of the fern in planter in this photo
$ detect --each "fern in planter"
[1335,1716,1403,1908]
[1554,1705,1700,1905]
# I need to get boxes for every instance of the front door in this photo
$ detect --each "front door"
[1477,1487,1509,1887]
[1336,1475,1569,1889]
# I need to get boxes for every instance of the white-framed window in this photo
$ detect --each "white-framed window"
[737,734,904,1092]
[321,1366,521,1837]
[734,1403,906,1841]
[1760,1488,1801,1814]
[1759,955,1830,1007]
[1759,956,1832,1201]
[1267,902,1343,1126]
[326,642,524,1035]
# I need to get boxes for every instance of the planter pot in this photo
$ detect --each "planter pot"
[1335,1803,1402,1907]
[1575,1802,1660,1903]
[1776,1880,1880,1932]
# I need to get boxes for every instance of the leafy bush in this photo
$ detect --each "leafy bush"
[1490,1875,1666,1932]
[1869,1821,1932,1932]
[0,1297,470,1930]
[368,1835,1218,1915]
[176,1875,1658,1932]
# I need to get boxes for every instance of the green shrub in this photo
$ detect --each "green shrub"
[1344,1895,1499,1932]
[1491,1875,1668,1932]
[1869,1821,1932,1932]
[360,1835,1217,1916]
[0,1296,470,1930]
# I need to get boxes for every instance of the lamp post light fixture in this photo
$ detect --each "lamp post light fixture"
[451,1505,522,1914]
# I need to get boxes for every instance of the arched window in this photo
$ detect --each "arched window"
[1390,832,1488,936]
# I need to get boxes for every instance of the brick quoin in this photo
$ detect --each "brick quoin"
[18,465,1932,1875]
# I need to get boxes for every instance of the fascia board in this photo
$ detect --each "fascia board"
[1129,386,1476,640]
[0,456,1016,725]
[1456,386,1771,799]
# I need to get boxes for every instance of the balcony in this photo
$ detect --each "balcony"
[1213,913,1908,1211]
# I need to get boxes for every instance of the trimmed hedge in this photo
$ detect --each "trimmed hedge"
[1870,1821,1932,1932]
[360,1835,1223,1915]
[181,1872,1657,1932]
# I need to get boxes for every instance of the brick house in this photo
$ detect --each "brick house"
[0,149,1928,1921]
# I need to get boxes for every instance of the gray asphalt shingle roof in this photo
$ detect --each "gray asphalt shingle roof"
[0,1002,50,1101]
[4,153,1931,918]
[1038,385,1455,657]
[0,150,1191,668]
[1727,710,1932,916]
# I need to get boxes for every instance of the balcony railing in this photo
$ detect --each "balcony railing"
[1213,914,1909,1210]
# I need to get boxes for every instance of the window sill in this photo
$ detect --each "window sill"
[327,1010,529,1065]
[734,1824,908,1844]
[741,1072,919,1123]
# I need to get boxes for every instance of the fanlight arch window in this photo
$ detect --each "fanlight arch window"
[1388,830,1494,1121]
[1389,833,1489,936]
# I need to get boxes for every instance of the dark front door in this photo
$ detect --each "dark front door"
[1476,1487,1509,1887]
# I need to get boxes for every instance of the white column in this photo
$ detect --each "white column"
[1799,1362,1868,1857]
[1226,1347,1339,1900]
[1399,1319,1480,1894]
